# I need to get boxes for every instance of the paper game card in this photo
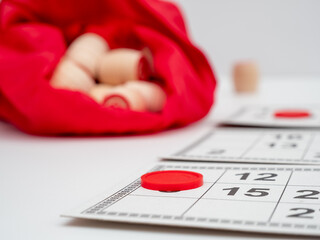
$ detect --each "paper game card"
[63,162,320,237]
[164,128,320,164]
[222,105,320,128]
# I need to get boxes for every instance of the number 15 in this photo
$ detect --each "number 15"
[223,187,270,197]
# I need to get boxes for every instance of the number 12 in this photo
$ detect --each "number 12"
[235,173,277,181]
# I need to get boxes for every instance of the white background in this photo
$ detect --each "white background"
[171,0,320,77]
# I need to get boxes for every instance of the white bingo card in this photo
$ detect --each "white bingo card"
[223,105,320,128]
[63,162,320,236]
[164,128,320,164]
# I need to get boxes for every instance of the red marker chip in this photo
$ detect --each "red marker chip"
[274,110,311,118]
[141,170,203,192]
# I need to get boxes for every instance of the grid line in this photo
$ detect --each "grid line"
[180,170,227,217]
[268,170,294,222]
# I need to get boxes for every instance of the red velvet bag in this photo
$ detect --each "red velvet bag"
[0,0,216,135]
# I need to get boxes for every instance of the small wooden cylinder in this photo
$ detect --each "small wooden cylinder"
[124,81,166,112]
[233,62,259,93]
[89,84,147,112]
[97,49,152,86]
[66,33,109,77]
[50,58,95,93]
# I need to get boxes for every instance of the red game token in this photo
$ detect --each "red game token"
[141,170,203,192]
[274,110,311,118]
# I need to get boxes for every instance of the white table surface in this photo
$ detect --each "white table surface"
[1,76,320,240]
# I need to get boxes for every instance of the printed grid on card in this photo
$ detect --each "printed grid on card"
[63,162,320,236]
[223,105,320,128]
[164,128,320,164]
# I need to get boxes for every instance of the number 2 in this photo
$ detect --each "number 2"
[294,190,319,199]
[287,208,315,219]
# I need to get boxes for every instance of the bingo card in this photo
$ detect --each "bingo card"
[63,162,320,236]
[223,105,320,128]
[164,128,320,164]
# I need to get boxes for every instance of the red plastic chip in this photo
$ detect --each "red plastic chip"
[141,170,203,192]
[274,110,311,118]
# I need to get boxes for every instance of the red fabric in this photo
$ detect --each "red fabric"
[0,0,216,135]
